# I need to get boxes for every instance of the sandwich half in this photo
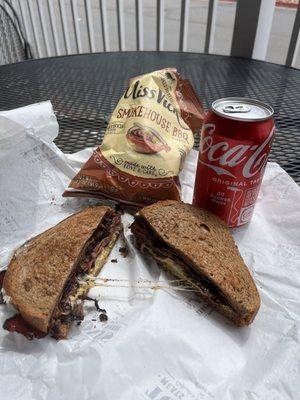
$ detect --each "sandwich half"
[131,200,260,326]
[2,205,121,339]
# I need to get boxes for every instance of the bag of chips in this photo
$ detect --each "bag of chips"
[63,68,204,207]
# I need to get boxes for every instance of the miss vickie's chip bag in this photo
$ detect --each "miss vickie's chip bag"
[63,68,204,207]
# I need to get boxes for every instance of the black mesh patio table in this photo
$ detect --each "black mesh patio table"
[0,52,299,183]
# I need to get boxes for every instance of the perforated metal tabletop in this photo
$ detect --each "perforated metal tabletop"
[0,52,299,183]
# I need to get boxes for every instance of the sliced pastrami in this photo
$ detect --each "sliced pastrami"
[3,314,46,340]
[50,212,120,338]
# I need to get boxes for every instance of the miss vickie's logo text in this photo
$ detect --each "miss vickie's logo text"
[124,79,188,130]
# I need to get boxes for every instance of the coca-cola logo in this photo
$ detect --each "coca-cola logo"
[199,123,275,179]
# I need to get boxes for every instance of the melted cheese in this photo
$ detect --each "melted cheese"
[140,243,201,292]
[141,244,235,312]
[141,244,189,280]
[1,288,11,304]
[69,229,120,307]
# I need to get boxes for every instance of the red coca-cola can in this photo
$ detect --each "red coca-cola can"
[193,97,275,228]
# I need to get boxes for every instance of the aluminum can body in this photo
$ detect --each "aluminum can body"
[193,97,275,228]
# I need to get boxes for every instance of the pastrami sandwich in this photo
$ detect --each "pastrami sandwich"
[2,206,121,339]
[131,200,260,326]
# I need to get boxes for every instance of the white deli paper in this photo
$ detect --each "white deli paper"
[0,102,300,400]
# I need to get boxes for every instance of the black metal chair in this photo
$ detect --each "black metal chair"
[0,0,32,65]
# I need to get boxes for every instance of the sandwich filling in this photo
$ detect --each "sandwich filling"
[2,211,121,339]
[131,217,235,312]
[50,211,121,338]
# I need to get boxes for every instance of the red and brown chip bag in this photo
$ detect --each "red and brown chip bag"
[63,68,204,207]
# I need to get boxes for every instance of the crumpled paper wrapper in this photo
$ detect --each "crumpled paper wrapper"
[0,102,299,400]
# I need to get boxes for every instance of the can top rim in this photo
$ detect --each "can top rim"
[212,97,274,121]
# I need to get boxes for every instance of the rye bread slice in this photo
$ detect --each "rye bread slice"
[3,206,121,335]
[131,200,260,326]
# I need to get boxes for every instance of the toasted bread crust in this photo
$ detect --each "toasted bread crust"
[136,200,260,325]
[3,206,117,333]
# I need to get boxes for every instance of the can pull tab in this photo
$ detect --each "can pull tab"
[223,104,251,114]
